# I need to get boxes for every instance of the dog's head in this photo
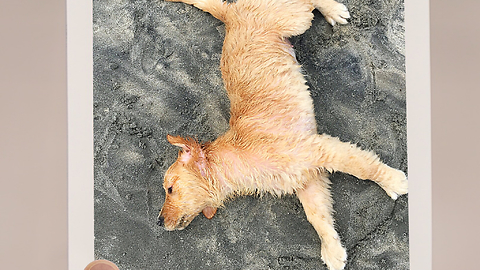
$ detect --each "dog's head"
[157,135,218,230]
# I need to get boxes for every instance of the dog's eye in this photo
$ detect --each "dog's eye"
[167,186,173,194]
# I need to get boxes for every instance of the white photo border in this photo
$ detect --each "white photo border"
[67,1,94,269]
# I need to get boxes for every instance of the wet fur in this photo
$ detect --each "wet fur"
[158,0,407,269]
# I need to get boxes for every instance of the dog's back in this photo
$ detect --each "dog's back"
[216,0,319,141]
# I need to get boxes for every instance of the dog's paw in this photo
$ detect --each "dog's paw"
[381,169,408,200]
[321,238,347,270]
[318,2,350,26]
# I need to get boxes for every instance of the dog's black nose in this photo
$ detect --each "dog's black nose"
[157,216,164,226]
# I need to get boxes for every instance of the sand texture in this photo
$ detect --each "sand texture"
[93,0,409,269]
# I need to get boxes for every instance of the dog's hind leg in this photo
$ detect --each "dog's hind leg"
[296,171,347,270]
[311,134,408,200]
[233,0,315,37]
[310,0,350,26]
[165,0,229,22]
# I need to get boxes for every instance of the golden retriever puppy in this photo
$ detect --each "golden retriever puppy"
[157,0,407,269]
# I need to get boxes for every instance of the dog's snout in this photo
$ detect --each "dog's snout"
[157,216,164,226]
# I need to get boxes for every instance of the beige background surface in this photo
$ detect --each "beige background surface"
[0,0,479,269]
[0,1,68,269]
[430,0,480,269]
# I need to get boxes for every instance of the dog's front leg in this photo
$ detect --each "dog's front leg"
[296,171,347,270]
[313,134,408,200]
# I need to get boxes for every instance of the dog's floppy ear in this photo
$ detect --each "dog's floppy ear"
[167,134,193,163]
[167,134,190,149]
[202,206,217,219]
[167,134,206,165]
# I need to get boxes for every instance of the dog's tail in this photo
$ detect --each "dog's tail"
[167,0,229,22]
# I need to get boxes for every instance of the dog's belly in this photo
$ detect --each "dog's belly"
[213,143,313,195]
[211,130,320,195]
